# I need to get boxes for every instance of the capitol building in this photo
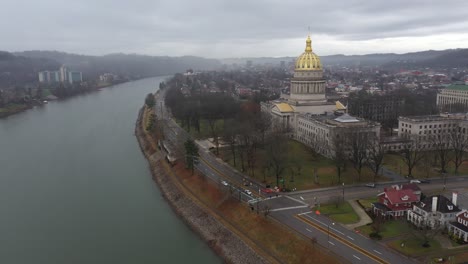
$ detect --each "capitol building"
[261,35,380,158]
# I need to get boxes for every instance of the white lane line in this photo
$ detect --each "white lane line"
[347,236,355,241]
[306,228,313,233]
[373,250,382,255]
[300,196,304,200]
[353,255,361,260]
[328,241,335,246]
[270,205,309,212]
[303,214,345,235]
[298,211,312,216]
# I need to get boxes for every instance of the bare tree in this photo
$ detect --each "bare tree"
[222,119,239,166]
[332,136,347,183]
[367,136,385,183]
[349,132,370,182]
[450,128,468,174]
[265,132,289,188]
[399,139,425,178]
[429,134,451,174]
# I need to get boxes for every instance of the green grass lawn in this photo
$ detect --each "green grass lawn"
[318,202,360,224]
[177,118,224,139]
[0,103,28,113]
[358,197,378,210]
[388,237,441,256]
[220,139,389,190]
[384,153,468,178]
[357,220,411,239]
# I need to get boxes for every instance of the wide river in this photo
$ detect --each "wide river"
[0,77,221,264]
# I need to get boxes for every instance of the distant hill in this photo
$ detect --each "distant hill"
[222,49,468,69]
[14,51,222,81]
[0,51,60,88]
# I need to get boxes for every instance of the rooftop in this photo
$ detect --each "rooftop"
[417,195,460,213]
[445,84,468,91]
[273,102,295,113]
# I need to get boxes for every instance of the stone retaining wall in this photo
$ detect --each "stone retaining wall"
[135,107,268,264]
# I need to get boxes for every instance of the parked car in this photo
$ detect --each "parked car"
[221,180,229,186]
[261,188,274,194]
[410,179,421,184]
[365,183,376,188]
[244,189,252,195]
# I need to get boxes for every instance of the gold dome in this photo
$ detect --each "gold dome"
[295,35,322,71]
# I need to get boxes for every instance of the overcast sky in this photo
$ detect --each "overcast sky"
[2,0,468,58]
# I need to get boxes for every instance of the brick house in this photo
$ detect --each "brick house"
[372,184,421,218]
[448,209,468,243]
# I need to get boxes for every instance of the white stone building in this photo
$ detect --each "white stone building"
[407,193,460,229]
[437,84,468,111]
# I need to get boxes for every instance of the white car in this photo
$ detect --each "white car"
[410,180,421,184]
[221,181,229,186]
[244,189,252,195]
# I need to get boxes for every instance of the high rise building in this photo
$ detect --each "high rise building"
[60,65,68,82]
[68,71,83,84]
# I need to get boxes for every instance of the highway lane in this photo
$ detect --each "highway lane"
[289,177,468,206]
[154,90,424,263]
[272,208,416,264]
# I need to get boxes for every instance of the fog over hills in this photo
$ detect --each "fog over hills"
[2,48,468,88]
[222,49,468,69]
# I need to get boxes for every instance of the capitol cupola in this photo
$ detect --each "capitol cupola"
[295,35,322,71]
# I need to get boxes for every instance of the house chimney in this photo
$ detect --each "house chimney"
[453,192,458,206]
[432,196,438,212]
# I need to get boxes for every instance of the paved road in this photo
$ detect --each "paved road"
[153,90,468,263]
[272,208,415,264]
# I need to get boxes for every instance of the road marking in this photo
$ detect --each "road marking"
[373,250,382,255]
[298,211,312,216]
[347,236,354,241]
[328,241,335,246]
[270,205,309,212]
[353,255,361,260]
[303,214,345,235]
[295,215,389,264]
[300,196,304,200]
[306,228,313,233]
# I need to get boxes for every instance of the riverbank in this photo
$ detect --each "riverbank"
[0,79,134,119]
[0,103,33,118]
[135,106,269,264]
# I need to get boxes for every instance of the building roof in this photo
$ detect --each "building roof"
[334,113,359,123]
[273,103,295,113]
[445,84,468,91]
[384,189,419,205]
[456,210,468,221]
[449,221,468,233]
[335,101,347,110]
[295,36,322,71]
[416,195,461,213]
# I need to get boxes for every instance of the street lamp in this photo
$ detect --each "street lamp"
[328,222,335,248]
[342,182,345,203]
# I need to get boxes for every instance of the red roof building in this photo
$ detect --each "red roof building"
[372,184,421,218]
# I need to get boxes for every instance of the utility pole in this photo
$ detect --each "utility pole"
[342,182,345,203]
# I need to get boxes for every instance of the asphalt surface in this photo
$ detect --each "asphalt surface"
[153,90,468,264]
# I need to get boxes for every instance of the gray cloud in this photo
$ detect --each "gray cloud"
[2,0,468,57]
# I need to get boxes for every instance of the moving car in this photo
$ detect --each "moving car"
[244,189,252,195]
[221,180,229,186]
[365,183,376,188]
[410,179,421,184]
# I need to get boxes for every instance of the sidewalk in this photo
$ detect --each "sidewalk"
[345,200,372,229]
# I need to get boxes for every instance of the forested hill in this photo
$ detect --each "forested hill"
[1,50,222,88]
[0,51,60,87]
[222,49,468,69]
